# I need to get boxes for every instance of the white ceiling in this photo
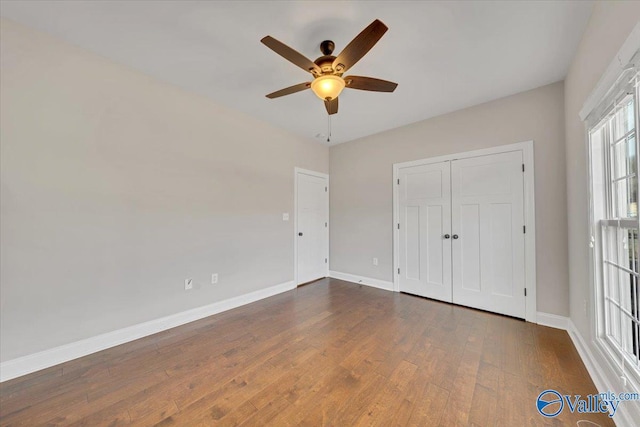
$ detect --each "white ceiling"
[1,1,593,145]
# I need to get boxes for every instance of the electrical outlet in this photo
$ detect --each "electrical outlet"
[282,213,289,221]
[185,278,193,290]
[373,257,378,266]
[211,273,218,284]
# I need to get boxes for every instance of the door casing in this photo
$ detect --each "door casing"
[392,141,537,322]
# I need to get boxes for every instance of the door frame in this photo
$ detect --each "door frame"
[294,167,329,286]
[392,140,537,322]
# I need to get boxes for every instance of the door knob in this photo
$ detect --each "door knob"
[452,234,459,239]
[444,234,450,239]
[298,232,303,236]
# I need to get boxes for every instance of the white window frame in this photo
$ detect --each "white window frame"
[588,94,640,387]
[583,23,640,393]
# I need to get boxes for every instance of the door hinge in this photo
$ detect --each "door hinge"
[325,186,327,192]
[398,268,400,274]
[397,223,400,229]
[325,222,328,227]
[524,288,527,297]
[325,258,327,263]
[397,178,400,185]
[523,225,526,234]
[522,164,525,172]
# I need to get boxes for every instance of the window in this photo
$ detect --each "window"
[589,76,640,385]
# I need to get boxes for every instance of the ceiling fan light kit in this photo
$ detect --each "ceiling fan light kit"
[261,19,397,116]
[310,75,345,100]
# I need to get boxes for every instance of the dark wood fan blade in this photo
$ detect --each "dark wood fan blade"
[261,36,321,75]
[325,97,338,115]
[266,82,311,99]
[344,76,397,92]
[332,19,388,73]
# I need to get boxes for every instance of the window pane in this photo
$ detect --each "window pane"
[608,262,620,304]
[612,178,637,218]
[630,176,638,218]
[628,134,637,178]
[614,96,635,140]
[609,299,622,345]
[630,229,639,274]
[612,134,637,178]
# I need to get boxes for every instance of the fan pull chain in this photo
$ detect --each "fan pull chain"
[327,114,332,143]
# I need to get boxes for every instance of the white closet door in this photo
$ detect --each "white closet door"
[451,151,526,318]
[398,162,452,302]
[296,172,328,285]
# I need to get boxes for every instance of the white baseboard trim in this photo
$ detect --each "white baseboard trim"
[566,320,609,393]
[521,312,638,425]
[536,311,570,330]
[328,270,394,292]
[0,280,296,383]
[566,320,638,427]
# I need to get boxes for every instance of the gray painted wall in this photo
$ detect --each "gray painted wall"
[329,81,568,316]
[0,19,329,362]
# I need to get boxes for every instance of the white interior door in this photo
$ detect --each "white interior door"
[451,151,526,318]
[398,162,452,302]
[296,171,328,285]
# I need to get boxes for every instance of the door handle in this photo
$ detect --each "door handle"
[452,234,459,239]
[444,234,450,239]
[298,232,303,236]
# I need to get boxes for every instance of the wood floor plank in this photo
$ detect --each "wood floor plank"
[0,279,614,426]
[467,383,496,426]
[406,382,450,427]
[353,360,417,426]
[268,364,350,425]
[438,345,482,426]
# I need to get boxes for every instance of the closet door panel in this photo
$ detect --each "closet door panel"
[398,162,452,302]
[451,151,526,318]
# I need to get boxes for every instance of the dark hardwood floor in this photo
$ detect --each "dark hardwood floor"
[0,278,613,426]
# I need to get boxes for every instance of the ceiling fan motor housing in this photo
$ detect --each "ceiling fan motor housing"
[320,40,335,55]
[314,55,338,74]
[317,41,341,74]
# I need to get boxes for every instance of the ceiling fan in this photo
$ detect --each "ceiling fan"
[261,19,398,115]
